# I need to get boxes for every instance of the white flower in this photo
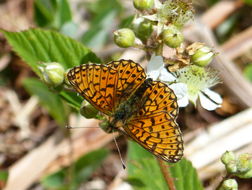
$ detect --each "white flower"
[147,55,222,110]
[177,65,222,110]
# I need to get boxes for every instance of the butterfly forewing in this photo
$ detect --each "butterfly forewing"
[67,64,118,115]
[107,60,146,107]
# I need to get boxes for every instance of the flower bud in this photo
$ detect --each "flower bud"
[133,0,154,11]
[114,28,135,48]
[80,100,98,119]
[162,25,184,48]
[221,151,236,165]
[99,120,113,133]
[191,46,215,67]
[237,153,251,173]
[236,153,252,178]
[133,18,153,41]
[39,62,65,87]
[236,168,252,179]
[226,162,238,173]
[218,179,238,190]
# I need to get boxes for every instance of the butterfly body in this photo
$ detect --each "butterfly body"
[67,60,183,163]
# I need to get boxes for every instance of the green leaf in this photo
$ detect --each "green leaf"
[1,28,100,77]
[34,0,57,27]
[0,170,8,189]
[57,0,72,27]
[244,0,252,6]
[119,15,135,28]
[34,0,72,29]
[215,13,239,43]
[244,63,252,82]
[127,141,203,190]
[41,149,108,189]
[59,91,83,110]
[81,0,122,50]
[23,78,66,126]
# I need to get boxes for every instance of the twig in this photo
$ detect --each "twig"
[157,158,176,190]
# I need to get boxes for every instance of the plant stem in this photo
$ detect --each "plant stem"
[157,158,176,190]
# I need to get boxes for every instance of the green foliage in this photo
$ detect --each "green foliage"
[244,64,252,82]
[59,91,83,111]
[215,13,239,43]
[119,15,135,28]
[23,78,67,126]
[34,0,72,29]
[81,0,123,50]
[0,170,8,189]
[41,149,108,190]
[243,0,252,6]
[127,141,203,190]
[1,29,100,77]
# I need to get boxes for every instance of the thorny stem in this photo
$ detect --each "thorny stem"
[157,158,176,190]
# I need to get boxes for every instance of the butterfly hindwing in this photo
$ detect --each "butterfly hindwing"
[124,81,183,162]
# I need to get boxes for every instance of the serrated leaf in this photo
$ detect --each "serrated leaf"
[23,78,66,126]
[127,141,203,190]
[41,149,108,190]
[1,29,100,77]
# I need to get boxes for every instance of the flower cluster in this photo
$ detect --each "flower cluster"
[113,0,194,49]
[147,55,222,110]
[221,151,252,179]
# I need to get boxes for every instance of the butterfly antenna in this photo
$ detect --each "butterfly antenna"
[113,131,126,169]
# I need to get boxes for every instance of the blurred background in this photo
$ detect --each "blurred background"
[0,0,252,189]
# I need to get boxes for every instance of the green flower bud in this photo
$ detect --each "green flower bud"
[39,62,65,87]
[237,153,251,173]
[191,46,215,67]
[236,168,252,179]
[218,179,238,190]
[226,162,238,173]
[80,100,98,119]
[114,28,135,48]
[235,153,252,178]
[221,151,236,165]
[99,120,113,133]
[133,0,154,11]
[162,25,184,48]
[133,18,153,41]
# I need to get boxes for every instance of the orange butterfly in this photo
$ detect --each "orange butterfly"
[67,60,183,162]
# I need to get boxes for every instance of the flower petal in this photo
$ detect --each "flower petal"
[169,83,189,107]
[147,55,163,80]
[142,14,158,21]
[177,95,189,107]
[199,89,222,111]
[159,68,176,82]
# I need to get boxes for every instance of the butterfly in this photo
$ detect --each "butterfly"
[67,59,183,163]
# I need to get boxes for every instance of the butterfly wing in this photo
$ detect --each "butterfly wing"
[67,60,146,115]
[124,81,183,162]
[107,60,146,108]
[67,64,118,115]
